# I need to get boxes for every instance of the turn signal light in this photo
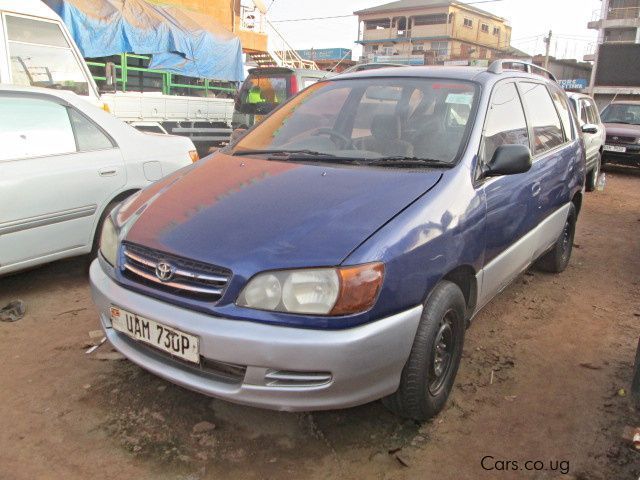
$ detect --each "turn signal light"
[189,150,200,162]
[330,263,385,315]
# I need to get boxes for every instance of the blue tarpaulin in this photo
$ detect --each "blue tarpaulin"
[44,0,245,82]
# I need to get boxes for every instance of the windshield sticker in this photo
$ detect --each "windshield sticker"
[446,93,474,105]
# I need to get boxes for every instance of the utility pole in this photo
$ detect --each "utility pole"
[543,30,552,69]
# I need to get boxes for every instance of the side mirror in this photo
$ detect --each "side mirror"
[485,144,532,177]
[230,128,247,143]
[581,124,598,134]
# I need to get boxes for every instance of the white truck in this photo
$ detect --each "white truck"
[0,0,234,154]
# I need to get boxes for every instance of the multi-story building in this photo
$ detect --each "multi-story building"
[587,0,640,107]
[354,0,512,65]
[163,0,268,53]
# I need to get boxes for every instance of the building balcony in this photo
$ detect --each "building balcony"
[588,6,640,30]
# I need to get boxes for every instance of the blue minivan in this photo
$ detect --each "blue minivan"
[91,61,586,421]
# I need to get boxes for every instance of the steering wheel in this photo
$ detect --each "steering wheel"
[311,127,354,150]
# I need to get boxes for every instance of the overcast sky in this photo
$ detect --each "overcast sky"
[265,0,601,61]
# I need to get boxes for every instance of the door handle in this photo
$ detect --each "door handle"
[99,169,117,177]
[531,183,541,197]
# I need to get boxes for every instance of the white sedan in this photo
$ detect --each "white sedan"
[0,85,198,275]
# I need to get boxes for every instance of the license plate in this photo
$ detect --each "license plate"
[110,306,200,364]
[604,144,626,153]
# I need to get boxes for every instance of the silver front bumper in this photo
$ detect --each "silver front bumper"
[89,261,423,411]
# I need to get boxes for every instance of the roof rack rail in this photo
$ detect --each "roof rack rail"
[487,59,557,82]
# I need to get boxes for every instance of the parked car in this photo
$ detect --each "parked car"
[567,93,606,191]
[0,86,198,276]
[90,62,585,421]
[600,101,640,168]
[232,67,328,129]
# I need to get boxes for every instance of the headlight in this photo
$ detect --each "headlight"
[237,263,384,315]
[99,216,118,266]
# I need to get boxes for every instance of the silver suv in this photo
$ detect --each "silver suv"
[568,93,605,191]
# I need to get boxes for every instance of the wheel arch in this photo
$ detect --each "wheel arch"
[571,190,583,216]
[440,265,478,320]
[91,188,141,244]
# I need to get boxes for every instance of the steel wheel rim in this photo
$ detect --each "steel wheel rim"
[429,310,457,395]
[560,217,574,263]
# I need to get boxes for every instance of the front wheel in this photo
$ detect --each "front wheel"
[382,281,466,421]
[535,203,577,273]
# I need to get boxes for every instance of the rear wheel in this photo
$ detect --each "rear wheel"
[535,203,577,273]
[382,281,466,421]
[585,154,601,192]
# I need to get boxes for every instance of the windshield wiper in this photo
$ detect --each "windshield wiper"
[233,149,338,157]
[233,149,364,164]
[364,157,452,168]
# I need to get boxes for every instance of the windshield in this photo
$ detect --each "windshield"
[233,77,478,165]
[600,103,640,125]
[236,73,291,115]
[6,15,90,97]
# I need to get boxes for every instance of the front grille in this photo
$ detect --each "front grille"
[121,242,231,301]
[606,135,637,144]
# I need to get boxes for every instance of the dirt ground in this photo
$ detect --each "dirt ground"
[1,166,639,480]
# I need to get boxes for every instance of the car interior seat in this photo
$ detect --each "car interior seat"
[361,114,414,157]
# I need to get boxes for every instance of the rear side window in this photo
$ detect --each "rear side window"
[548,86,575,141]
[520,83,564,155]
[236,73,290,114]
[585,99,600,124]
[481,82,530,162]
[68,109,115,151]
[579,100,590,125]
[5,15,90,96]
[0,97,76,160]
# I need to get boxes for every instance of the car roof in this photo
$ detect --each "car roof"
[566,92,593,100]
[330,65,557,86]
[0,84,80,102]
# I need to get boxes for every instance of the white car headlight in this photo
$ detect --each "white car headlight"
[237,263,384,316]
[99,216,119,266]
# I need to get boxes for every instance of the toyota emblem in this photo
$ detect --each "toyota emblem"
[155,261,175,282]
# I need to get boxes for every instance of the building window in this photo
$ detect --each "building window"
[413,14,448,26]
[463,18,473,28]
[412,42,425,52]
[603,27,636,43]
[481,23,489,33]
[365,19,391,30]
[430,41,449,57]
[493,26,500,35]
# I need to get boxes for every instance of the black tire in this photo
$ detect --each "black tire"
[535,203,577,273]
[382,281,466,421]
[585,154,601,192]
[632,338,640,411]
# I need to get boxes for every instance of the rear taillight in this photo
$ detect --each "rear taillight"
[289,74,298,96]
[189,150,199,162]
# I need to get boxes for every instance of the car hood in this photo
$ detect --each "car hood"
[604,123,640,138]
[119,153,442,274]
